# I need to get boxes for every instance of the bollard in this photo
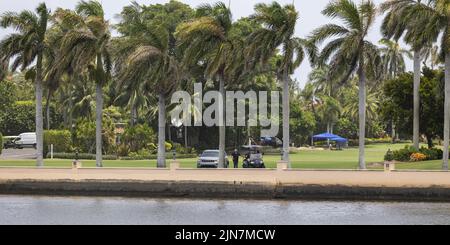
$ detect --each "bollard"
[50,144,54,160]
[384,162,396,172]
[170,161,180,171]
[277,161,289,171]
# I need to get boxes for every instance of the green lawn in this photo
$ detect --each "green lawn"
[0,143,446,170]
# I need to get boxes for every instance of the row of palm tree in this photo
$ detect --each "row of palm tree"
[0,0,449,170]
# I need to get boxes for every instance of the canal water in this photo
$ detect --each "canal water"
[1,195,450,225]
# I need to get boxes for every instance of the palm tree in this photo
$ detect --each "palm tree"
[176,2,234,168]
[115,16,180,168]
[381,0,433,150]
[382,0,450,169]
[309,65,335,97]
[310,0,380,169]
[56,1,112,167]
[379,38,411,142]
[0,3,50,167]
[379,39,412,80]
[319,95,342,135]
[247,2,316,165]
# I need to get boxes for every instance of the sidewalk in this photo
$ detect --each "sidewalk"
[0,167,449,188]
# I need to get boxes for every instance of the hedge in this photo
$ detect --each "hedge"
[385,146,443,162]
[43,130,72,158]
[120,153,198,161]
[46,152,118,160]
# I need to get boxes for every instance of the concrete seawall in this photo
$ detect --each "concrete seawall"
[1,167,450,201]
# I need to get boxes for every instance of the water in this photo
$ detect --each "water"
[1,195,450,225]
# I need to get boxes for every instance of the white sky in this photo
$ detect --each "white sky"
[0,0,412,88]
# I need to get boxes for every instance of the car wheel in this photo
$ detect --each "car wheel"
[33,144,37,149]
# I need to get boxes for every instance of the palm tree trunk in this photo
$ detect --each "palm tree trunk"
[35,54,44,167]
[95,83,103,168]
[358,61,366,170]
[282,71,290,166]
[45,89,51,130]
[218,74,226,168]
[184,126,188,148]
[413,51,421,150]
[157,92,166,168]
[443,53,450,170]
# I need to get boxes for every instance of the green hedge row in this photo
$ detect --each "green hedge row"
[120,153,198,161]
[46,152,118,160]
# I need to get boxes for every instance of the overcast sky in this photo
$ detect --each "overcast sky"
[0,0,411,88]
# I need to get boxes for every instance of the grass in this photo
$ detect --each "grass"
[0,143,447,170]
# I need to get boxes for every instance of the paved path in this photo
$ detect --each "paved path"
[0,149,36,160]
[0,167,449,188]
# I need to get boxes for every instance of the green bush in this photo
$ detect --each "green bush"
[385,146,444,162]
[120,153,197,161]
[43,130,72,158]
[0,132,3,155]
[47,152,118,160]
[121,124,156,153]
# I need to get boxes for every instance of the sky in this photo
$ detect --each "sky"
[0,0,412,88]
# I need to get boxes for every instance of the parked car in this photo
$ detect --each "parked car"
[13,133,37,149]
[197,150,229,168]
[260,137,282,147]
[2,136,18,149]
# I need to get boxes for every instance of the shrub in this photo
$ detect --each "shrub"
[410,153,427,162]
[392,146,416,162]
[386,146,444,162]
[384,149,394,162]
[43,130,72,158]
[121,124,156,152]
[47,152,117,160]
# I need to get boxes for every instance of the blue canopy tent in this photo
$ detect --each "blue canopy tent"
[312,133,348,148]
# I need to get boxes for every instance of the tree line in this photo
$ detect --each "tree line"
[0,0,449,170]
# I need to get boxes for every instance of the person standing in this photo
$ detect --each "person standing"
[232,149,240,168]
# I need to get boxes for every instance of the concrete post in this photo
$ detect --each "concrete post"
[170,161,180,171]
[277,161,289,171]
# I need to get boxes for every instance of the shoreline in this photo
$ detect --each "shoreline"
[1,167,450,202]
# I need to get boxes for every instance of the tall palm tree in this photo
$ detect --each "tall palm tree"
[379,38,412,80]
[382,0,450,169]
[0,3,50,167]
[115,18,180,168]
[381,0,433,150]
[176,2,234,168]
[247,2,316,165]
[319,95,342,134]
[56,1,112,167]
[379,38,411,142]
[310,0,380,169]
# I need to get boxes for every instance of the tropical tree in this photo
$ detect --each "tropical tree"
[310,0,380,169]
[247,2,316,165]
[56,1,112,167]
[176,2,234,168]
[382,0,450,169]
[0,3,50,166]
[381,0,433,150]
[379,38,412,80]
[115,2,186,168]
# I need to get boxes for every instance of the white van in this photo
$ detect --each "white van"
[14,133,37,149]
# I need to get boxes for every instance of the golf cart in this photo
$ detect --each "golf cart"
[241,145,265,169]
